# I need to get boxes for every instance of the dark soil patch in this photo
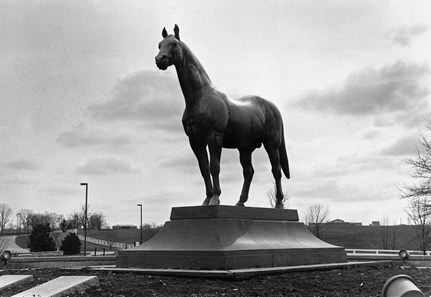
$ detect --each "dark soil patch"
[2,265,431,296]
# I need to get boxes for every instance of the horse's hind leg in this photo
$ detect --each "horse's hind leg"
[189,139,213,205]
[264,144,285,209]
[236,147,255,207]
[207,132,223,205]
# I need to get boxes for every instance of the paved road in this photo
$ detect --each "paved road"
[0,236,30,253]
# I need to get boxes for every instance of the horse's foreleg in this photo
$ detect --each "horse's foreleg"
[236,148,255,207]
[265,145,285,209]
[189,140,213,205]
[207,133,223,205]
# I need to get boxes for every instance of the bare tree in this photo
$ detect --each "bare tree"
[18,209,33,232]
[142,223,162,242]
[66,205,89,229]
[305,204,329,239]
[0,204,13,233]
[27,212,62,231]
[405,196,431,255]
[67,212,81,229]
[402,121,431,199]
[88,212,106,230]
[267,183,289,208]
[401,120,431,254]
[68,205,107,230]
[47,212,64,230]
[379,217,398,250]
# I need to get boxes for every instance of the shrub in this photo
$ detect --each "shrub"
[60,232,81,255]
[28,223,57,252]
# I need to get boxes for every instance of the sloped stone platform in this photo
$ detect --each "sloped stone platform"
[116,206,346,270]
[0,275,33,292]
[11,276,98,297]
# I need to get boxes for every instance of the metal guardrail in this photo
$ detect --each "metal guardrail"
[76,234,135,249]
[346,249,431,256]
[63,229,136,249]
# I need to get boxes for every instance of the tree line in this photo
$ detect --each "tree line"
[0,204,107,233]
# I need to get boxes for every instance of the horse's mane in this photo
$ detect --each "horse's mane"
[180,41,212,85]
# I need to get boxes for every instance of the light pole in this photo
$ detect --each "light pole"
[16,213,20,235]
[137,204,143,244]
[80,183,88,255]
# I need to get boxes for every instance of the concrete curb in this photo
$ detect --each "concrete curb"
[6,255,116,269]
[61,260,393,280]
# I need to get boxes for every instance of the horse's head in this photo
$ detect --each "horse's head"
[155,24,182,70]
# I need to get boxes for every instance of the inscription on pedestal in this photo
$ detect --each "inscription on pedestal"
[170,205,299,221]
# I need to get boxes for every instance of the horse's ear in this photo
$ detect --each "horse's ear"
[174,24,180,41]
[162,27,168,38]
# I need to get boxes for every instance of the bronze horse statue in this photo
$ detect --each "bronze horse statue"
[155,25,290,208]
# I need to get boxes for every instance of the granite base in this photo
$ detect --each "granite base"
[116,206,346,270]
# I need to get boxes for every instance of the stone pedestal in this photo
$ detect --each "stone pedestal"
[116,206,346,270]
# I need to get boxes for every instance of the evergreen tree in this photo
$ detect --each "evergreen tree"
[60,232,81,255]
[28,223,56,252]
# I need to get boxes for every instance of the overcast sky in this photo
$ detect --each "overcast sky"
[1,1,430,227]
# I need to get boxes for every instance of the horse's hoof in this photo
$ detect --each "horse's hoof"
[209,196,220,205]
[275,203,284,209]
[202,198,210,206]
[235,201,245,207]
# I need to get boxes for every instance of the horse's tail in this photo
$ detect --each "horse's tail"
[280,130,290,179]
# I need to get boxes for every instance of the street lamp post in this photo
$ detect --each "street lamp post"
[80,183,88,255]
[16,213,20,236]
[137,204,143,244]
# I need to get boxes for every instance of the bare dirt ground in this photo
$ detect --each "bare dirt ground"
[2,264,431,297]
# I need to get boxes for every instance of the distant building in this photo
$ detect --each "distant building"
[330,219,345,224]
[370,221,380,226]
[328,219,362,227]
[112,225,137,230]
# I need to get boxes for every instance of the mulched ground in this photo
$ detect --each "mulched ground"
[2,264,431,297]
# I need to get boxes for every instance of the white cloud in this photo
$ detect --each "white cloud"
[294,179,367,202]
[158,153,197,175]
[386,23,429,47]
[0,1,128,64]
[4,159,41,171]
[381,135,418,156]
[0,175,31,187]
[43,184,78,197]
[362,129,381,140]
[56,123,132,148]
[296,61,430,120]
[76,158,140,175]
[89,70,183,131]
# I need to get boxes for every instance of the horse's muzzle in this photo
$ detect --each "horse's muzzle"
[155,55,168,70]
